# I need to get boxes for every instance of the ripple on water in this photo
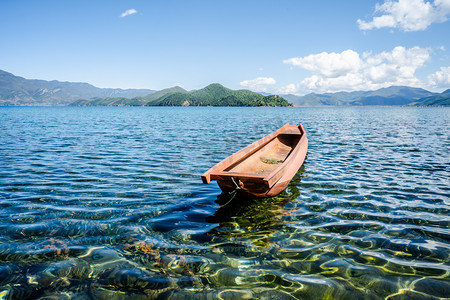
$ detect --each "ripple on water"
[0,106,449,299]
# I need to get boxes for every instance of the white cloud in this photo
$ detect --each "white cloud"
[283,46,431,94]
[120,9,138,18]
[239,77,276,92]
[364,46,430,84]
[283,50,361,78]
[277,83,300,95]
[357,0,450,31]
[428,66,450,87]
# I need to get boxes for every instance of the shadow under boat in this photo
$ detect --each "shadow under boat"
[205,165,306,247]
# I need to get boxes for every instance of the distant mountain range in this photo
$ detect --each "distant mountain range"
[0,69,448,106]
[0,70,154,106]
[71,83,292,107]
[284,86,449,106]
[412,89,450,106]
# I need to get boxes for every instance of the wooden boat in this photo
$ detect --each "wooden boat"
[202,123,308,198]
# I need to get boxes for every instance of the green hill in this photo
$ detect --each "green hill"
[139,86,188,102]
[70,97,142,106]
[71,84,292,107]
[70,86,188,106]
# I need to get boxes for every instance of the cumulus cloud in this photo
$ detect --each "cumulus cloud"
[239,77,276,92]
[283,46,431,94]
[277,83,300,95]
[283,50,361,78]
[120,9,137,18]
[357,0,450,31]
[428,66,450,87]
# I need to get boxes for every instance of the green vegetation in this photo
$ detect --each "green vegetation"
[70,97,148,106]
[71,84,292,107]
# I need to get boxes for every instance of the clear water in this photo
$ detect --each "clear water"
[0,106,449,299]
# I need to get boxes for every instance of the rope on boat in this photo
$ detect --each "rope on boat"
[222,177,241,207]
[230,177,242,192]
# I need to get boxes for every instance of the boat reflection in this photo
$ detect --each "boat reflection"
[205,166,305,247]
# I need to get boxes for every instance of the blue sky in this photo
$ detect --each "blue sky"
[1,0,449,94]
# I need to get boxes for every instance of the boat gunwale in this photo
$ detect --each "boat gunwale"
[264,124,306,187]
[201,126,283,184]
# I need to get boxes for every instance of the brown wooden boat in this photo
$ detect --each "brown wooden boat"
[202,123,308,198]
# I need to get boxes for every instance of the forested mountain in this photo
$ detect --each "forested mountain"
[70,87,187,106]
[71,84,292,107]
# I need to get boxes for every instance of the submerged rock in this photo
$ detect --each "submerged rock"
[91,265,172,299]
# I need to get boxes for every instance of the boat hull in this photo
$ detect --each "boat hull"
[217,178,290,198]
[202,123,308,198]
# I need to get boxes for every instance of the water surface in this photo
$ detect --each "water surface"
[0,106,449,299]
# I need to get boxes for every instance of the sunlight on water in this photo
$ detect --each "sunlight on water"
[0,106,449,299]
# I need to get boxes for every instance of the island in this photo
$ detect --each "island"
[69,84,292,107]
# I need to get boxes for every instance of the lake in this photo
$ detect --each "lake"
[0,106,449,299]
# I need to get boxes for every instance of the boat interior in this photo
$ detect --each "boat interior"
[223,134,301,176]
